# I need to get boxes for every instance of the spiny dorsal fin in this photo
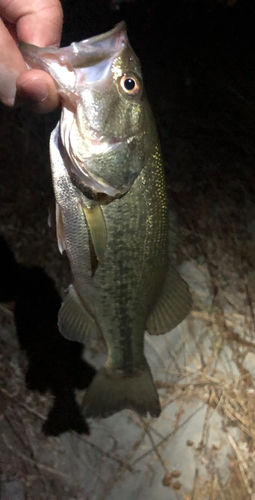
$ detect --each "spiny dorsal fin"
[58,284,97,342]
[146,265,192,335]
[82,203,107,264]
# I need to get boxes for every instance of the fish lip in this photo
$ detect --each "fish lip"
[70,21,128,70]
[82,126,139,150]
[75,21,127,48]
[19,22,129,98]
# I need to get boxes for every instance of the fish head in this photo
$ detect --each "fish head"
[20,22,157,196]
[70,25,157,196]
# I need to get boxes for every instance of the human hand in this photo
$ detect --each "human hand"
[0,0,63,113]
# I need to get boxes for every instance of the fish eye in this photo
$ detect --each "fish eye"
[120,75,140,95]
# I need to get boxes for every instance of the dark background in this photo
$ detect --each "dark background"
[61,0,255,205]
[1,0,255,271]
[60,0,255,265]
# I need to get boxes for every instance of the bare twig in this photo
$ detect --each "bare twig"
[190,465,200,500]
[97,423,153,500]
[140,418,168,472]
[245,281,255,329]
[0,386,47,421]
[227,433,252,496]
[210,474,218,500]
[78,435,133,472]
[2,434,67,479]
[132,404,205,467]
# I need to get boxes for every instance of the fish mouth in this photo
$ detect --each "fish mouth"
[60,107,135,160]
[71,125,136,158]
[19,22,128,96]
[70,21,127,69]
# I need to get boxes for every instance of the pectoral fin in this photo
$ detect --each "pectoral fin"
[82,203,107,263]
[55,202,66,254]
[146,265,192,335]
[58,285,97,343]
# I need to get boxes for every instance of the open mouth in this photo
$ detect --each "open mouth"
[70,122,134,160]
[19,22,128,97]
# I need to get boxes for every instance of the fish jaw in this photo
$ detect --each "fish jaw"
[19,22,128,101]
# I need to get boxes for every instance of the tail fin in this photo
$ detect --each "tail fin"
[82,365,161,419]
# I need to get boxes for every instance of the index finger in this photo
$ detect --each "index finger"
[0,0,63,46]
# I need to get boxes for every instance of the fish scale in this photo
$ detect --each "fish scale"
[53,140,168,376]
[21,22,191,419]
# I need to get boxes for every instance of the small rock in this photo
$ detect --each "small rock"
[162,472,172,487]
[172,481,182,490]
[171,470,181,478]
[186,440,194,446]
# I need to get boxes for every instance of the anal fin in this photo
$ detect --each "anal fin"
[146,265,192,335]
[58,284,97,343]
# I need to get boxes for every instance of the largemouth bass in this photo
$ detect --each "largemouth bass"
[20,22,191,419]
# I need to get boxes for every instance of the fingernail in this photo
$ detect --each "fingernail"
[0,67,19,107]
[18,81,49,102]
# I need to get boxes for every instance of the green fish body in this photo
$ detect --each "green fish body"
[21,22,191,418]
